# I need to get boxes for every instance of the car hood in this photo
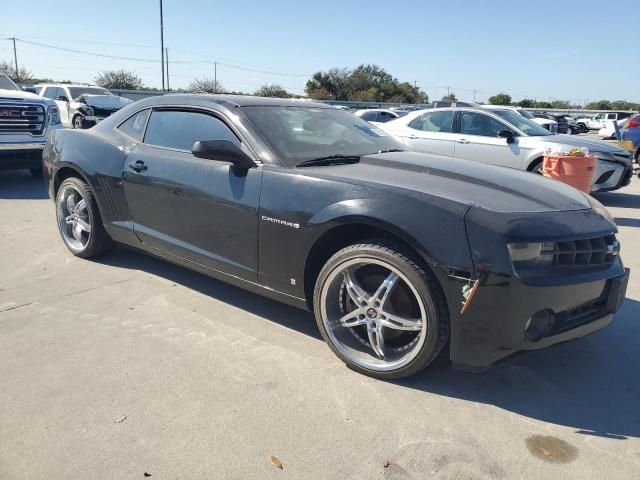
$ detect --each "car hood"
[0,88,54,105]
[308,152,590,213]
[77,94,132,109]
[536,134,628,154]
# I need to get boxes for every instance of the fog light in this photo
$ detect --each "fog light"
[524,309,555,341]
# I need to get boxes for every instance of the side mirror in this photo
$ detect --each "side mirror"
[497,129,515,144]
[55,95,69,102]
[192,140,255,169]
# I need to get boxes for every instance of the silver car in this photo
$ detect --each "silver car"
[379,107,633,192]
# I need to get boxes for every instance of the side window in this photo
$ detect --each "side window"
[377,112,396,123]
[606,113,616,120]
[58,88,69,100]
[43,87,57,99]
[408,111,454,133]
[461,112,510,137]
[144,110,239,151]
[594,113,604,120]
[360,112,377,122]
[117,109,150,142]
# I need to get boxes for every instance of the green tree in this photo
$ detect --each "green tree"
[442,92,458,101]
[188,78,224,94]
[95,70,144,90]
[488,92,512,105]
[254,84,291,98]
[550,100,571,109]
[516,98,535,108]
[305,64,427,103]
[0,59,34,83]
[534,101,553,109]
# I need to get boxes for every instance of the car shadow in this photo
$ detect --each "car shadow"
[0,170,49,200]
[594,191,640,209]
[97,245,321,340]
[98,246,640,440]
[396,297,640,440]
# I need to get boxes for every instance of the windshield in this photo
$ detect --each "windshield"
[491,109,553,136]
[241,106,405,167]
[0,72,19,91]
[68,87,111,99]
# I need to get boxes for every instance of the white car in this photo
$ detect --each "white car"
[579,112,634,131]
[354,109,403,123]
[378,107,633,192]
[482,105,558,133]
[37,84,132,129]
[598,118,630,139]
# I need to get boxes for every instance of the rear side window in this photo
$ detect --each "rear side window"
[408,111,454,133]
[117,109,150,142]
[144,110,239,151]
[360,111,378,122]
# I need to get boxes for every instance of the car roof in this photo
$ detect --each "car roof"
[129,94,337,110]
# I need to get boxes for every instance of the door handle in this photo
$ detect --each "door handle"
[408,134,418,139]
[456,138,470,144]
[129,160,147,172]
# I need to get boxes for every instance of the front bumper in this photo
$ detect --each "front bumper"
[441,206,629,370]
[0,141,46,170]
[591,160,632,192]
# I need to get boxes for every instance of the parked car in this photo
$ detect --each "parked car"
[579,112,634,130]
[598,118,630,139]
[0,69,62,177]
[37,83,132,129]
[379,107,633,192]
[533,112,569,134]
[621,115,640,175]
[482,105,558,133]
[43,95,629,379]
[563,116,588,134]
[354,109,404,123]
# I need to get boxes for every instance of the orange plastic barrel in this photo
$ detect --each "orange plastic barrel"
[542,155,597,193]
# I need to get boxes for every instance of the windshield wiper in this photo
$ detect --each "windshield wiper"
[296,155,361,167]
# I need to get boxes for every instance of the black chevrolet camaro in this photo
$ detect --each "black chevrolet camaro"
[43,95,629,379]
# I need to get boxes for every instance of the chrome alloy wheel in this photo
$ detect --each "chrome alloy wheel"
[320,258,427,372]
[56,185,92,252]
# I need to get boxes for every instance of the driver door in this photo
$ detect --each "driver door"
[121,108,262,281]
[54,87,71,126]
[452,111,525,169]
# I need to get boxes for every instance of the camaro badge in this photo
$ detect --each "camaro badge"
[261,215,300,229]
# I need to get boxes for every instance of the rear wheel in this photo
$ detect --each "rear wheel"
[55,177,113,258]
[313,241,449,379]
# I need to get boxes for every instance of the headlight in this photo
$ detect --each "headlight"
[48,106,60,125]
[78,105,94,116]
[507,242,555,267]
[583,192,615,224]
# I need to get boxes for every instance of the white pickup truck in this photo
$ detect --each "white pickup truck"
[1,70,62,177]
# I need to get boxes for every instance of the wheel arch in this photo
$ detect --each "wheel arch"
[527,156,544,171]
[303,220,441,310]
[53,164,92,195]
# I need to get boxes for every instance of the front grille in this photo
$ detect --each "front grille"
[548,235,618,267]
[0,103,46,135]
[92,106,120,118]
[548,296,608,336]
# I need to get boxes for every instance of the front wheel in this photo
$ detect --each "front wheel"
[313,241,449,379]
[55,177,113,258]
[72,115,84,129]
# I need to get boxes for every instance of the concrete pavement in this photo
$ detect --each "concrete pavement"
[1,170,639,479]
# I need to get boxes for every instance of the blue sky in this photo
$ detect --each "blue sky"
[1,0,638,103]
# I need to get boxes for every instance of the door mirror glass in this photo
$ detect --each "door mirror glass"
[497,129,515,143]
[192,140,255,169]
[55,95,69,102]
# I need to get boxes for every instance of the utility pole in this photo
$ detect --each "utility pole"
[159,0,165,91]
[473,89,477,102]
[11,37,19,82]
[446,86,451,97]
[165,48,170,91]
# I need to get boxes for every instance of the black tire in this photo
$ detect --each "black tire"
[29,168,43,178]
[55,177,114,258]
[313,240,450,380]
[528,158,543,174]
[72,115,84,129]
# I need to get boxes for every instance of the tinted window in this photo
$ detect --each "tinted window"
[144,110,239,151]
[360,111,378,121]
[606,113,616,120]
[0,72,19,90]
[377,112,396,123]
[43,87,58,99]
[117,109,150,142]
[408,111,454,133]
[461,112,511,137]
